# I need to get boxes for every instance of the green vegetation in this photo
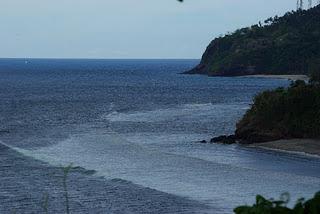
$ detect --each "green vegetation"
[41,193,49,214]
[187,5,320,76]
[234,192,320,214]
[62,164,72,214]
[236,79,320,143]
[36,165,73,214]
[310,59,320,84]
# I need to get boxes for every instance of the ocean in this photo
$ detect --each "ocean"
[0,59,319,213]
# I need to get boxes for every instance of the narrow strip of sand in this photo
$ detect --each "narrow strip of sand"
[248,139,320,157]
[242,74,309,81]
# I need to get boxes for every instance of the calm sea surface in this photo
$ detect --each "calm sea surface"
[0,59,319,213]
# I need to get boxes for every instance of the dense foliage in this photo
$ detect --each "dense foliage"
[187,6,320,76]
[234,192,320,214]
[236,80,320,142]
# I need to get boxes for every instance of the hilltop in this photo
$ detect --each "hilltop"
[186,6,320,76]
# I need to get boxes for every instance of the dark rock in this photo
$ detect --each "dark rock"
[198,140,207,144]
[210,135,228,143]
[210,135,237,144]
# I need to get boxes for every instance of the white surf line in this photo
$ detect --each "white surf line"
[103,102,248,123]
[251,145,320,159]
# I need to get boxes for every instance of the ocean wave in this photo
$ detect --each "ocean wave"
[103,103,249,123]
[0,139,212,214]
[4,132,320,210]
[255,146,320,159]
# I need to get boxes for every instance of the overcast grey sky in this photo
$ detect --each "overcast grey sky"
[0,0,298,59]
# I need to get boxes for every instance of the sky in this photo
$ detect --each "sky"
[0,0,299,59]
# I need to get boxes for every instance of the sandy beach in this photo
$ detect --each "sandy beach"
[249,139,320,157]
[242,74,310,81]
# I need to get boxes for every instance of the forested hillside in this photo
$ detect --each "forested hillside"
[186,6,320,76]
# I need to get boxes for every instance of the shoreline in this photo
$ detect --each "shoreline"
[241,74,309,81]
[247,139,320,157]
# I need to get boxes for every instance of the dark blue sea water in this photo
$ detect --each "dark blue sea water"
[0,59,319,213]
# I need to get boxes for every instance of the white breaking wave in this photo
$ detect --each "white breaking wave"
[103,103,249,123]
[4,132,320,209]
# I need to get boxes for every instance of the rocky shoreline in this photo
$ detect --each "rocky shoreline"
[197,135,238,145]
[197,133,279,145]
[197,135,320,157]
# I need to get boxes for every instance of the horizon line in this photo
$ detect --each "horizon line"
[0,57,200,60]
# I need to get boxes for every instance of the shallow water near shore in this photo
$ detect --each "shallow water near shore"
[1,59,320,213]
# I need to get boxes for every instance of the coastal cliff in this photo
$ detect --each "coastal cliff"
[208,78,320,147]
[186,6,320,76]
[235,79,320,143]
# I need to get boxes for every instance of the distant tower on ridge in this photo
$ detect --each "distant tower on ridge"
[297,0,304,10]
[297,0,320,10]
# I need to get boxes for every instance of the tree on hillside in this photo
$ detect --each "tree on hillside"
[309,60,320,84]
